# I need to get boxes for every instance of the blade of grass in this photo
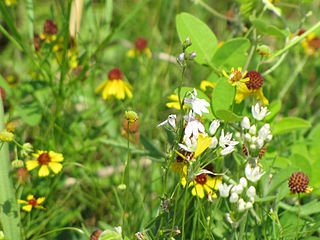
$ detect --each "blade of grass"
[26,0,34,41]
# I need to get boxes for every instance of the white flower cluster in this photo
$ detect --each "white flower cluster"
[218,177,256,213]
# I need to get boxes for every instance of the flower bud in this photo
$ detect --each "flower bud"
[189,51,197,59]
[245,202,253,209]
[229,192,239,203]
[125,111,138,123]
[256,138,264,149]
[209,120,220,135]
[250,144,256,152]
[177,53,185,66]
[266,134,273,142]
[256,45,271,57]
[251,136,257,144]
[239,177,247,188]
[244,133,251,142]
[231,184,243,195]
[12,159,24,168]
[249,125,256,135]
[247,186,256,198]
[183,37,192,49]
[238,198,246,212]
[241,117,250,129]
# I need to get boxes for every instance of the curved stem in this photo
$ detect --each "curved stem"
[197,0,236,22]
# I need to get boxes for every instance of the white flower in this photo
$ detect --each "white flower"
[209,136,218,149]
[219,130,238,148]
[244,133,251,142]
[231,184,244,195]
[256,138,264,149]
[218,182,233,197]
[251,103,270,121]
[239,177,247,188]
[209,120,220,135]
[258,124,271,140]
[241,117,250,129]
[238,198,246,212]
[156,114,177,130]
[266,134,272,142]
[184,89,210,117]
[245,164,265,183]
[184,114,205,139]
[245,202,253,210]
[178,135,197,152]
[229,192,239,203]
[249,125,256,135]
[247,186,256,198]
[220,146,235,156]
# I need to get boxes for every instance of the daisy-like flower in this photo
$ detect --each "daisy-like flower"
[18,194,45,212]
[95,68,133,100]
[301,32,320,56]
[26,150,63,177]
[245,164,265,182]
[0,130,14,142]
[184,89,210,117]
[127,38,152,58]
[188,173,222,199]
[166,94,185,110]
[222,67,249,87]
[252,103,270,120]
[235,71,269,106]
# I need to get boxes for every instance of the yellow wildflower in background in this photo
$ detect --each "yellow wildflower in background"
[5,0,17,6]
[0,130,14,142]
[223,67,249,87]
[301,32,320,56]
[235,70,269,105]
[200,80,216,92]
[96,68,133,100]
[18,194,45,212]
[127,38,152,58]
[166,94,185,110]
[26,150,63,177]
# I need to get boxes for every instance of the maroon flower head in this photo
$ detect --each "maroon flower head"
[108,68,123,80]
[245,71,264,90]
[288,172,309,194]
[135,38,148,50]
[43,20,58,35]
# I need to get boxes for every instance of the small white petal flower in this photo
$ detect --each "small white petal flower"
[239,177,247,188]
[220,146,235,156]
[218,182,233,197]
[249,125,256,135]
[258,124,271,140]
[184,117,205,139]
[209,136,218,149]
[238,198,246,212]
[266,134,273,142]
[251,136,257,144]
[219,130,238,148]
[245,164,265,183]
[178,136,197,152]
[241,117,250,129]
[247,186,256,198]
[231,184,244,195]
[251,103,270,121]
[244,133,251,142]
[156,114,176,130]
[256,138,264,149]
[229,192,239,203]
[184,89,210,117]
[249,144,256,152]
[209,120,220,135]
[245,202,253,210]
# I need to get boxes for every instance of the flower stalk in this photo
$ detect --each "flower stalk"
[0,96,21,239]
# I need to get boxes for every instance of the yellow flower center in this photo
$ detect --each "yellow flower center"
[230,70,243,82]
[38,153,51,165]
[195,173,207,185]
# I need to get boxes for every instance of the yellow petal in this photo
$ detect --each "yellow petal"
[95,81,108,94]
[166,102,181,110]
[256,88,269,106]
[127,48,136,58]
[26,160,39,171]
[17,200,28,204]
[22,205,33,212]
[181,177,187,187]
[191,185,205,198]
[143,48,152,58]
[200,80,215,91]
[37,197,46,204]
[194,134,212,158]
[38,165,50,177]
[49,151,64,162]
[48,162,63,174]
[27,194,34,200]
[35,205,45,210]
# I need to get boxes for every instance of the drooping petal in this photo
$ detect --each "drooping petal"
[48,162,63,174]
[22,204,33,212]
[26,160,39,171]
[27,194,34,200]
[192,185,205,198]
[38,165,50,177]
[256,88,269,106]
[36,197,46,204]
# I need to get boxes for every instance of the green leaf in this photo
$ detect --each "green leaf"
[99,229,122,240]
[290,153,311,177]
[212,78,234,112]
[176,12,218,65]
[250,17,287,38]
[265,100,281,122]
[16,101,42,126]
[140,134,165,158]
[273,117,311,135]
[215,109,242,122]
[212,38,250,69]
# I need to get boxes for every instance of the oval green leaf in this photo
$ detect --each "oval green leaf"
[212,78,234,112]
[273,117,311,135]
[176,12,218,65]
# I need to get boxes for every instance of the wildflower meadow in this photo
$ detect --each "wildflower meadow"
[1,0,320,239]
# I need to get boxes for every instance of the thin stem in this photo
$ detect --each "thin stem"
[295,194,301,240]
[181,185,188,239]
[197,0,236,22]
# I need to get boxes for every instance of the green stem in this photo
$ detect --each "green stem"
[295,194,301,240]
[36,227,84,239]
[197,0,236,22]
[181,185,188,239]
[0,93,21,240]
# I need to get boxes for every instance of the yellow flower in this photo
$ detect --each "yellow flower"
[0,130,14,142]
[188,173,221,199]
[166,94,185,110]
[222,67,249,87]
[235,70,269,105]
[301,32,320,56]
[26,150,63,177]
[194,134,212,158]
[200,80,216,92]
[95,68,133,100]
[18,194,45,212]
[5,0,17,6]
[127,38,152,58]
